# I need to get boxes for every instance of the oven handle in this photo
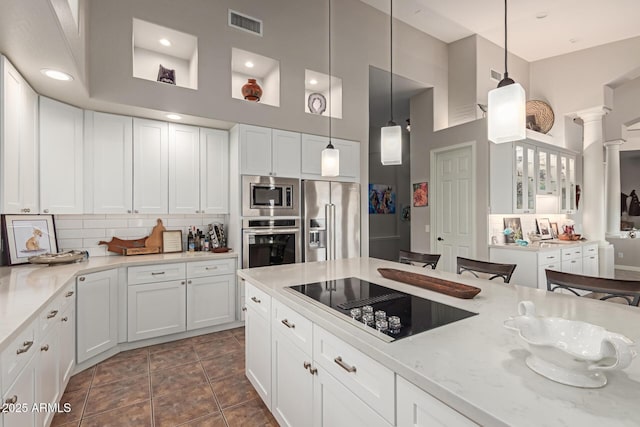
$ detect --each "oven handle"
[243,228,301,235]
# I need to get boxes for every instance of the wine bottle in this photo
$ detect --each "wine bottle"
[187,227,195,252]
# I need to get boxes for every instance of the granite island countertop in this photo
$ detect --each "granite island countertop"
[237,257,640,427]
[0,251,238,351]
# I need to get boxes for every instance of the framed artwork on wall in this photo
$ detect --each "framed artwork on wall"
[2,215,58,265]
[369,184,396,214]
[412,182,428,207]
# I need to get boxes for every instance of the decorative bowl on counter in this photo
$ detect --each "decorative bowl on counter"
[504,301,637,388]
[558,233,581,241]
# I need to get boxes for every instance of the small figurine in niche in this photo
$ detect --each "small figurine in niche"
[157,64,176,85]
[629,189,640,216]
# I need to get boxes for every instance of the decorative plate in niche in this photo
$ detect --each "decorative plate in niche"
[526,100,554,134]
[308,93,327,115]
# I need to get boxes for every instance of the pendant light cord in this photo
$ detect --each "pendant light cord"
[503,0,508,78]
[389,0,394,125]
[327,0,333,148]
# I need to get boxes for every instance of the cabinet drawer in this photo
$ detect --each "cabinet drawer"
[537,250,560,266]
[313,325,395,424]
[1,319,36,389]
[397,376,477,426]
[561,248,580,261]
[60,282,76,310]
[272,299,312,354]
[583,244,598,257]
[245,281,271,319]
[187,258,236,278]
[128,263,185,285]
[38,295,64,339]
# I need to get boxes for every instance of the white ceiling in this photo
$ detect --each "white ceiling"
[360,0,640,62]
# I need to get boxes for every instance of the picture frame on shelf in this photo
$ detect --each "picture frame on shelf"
[537,218,553,240]
[162,230,183,253]
[503,217,523,243]
[1,215,57,265]
[550,222,559,239]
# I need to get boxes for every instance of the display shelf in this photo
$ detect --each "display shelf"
[231,48,280,107]
[304,69,342,119]
[132,18,198,90]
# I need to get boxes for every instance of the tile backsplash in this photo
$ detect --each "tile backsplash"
[55,214,227,257]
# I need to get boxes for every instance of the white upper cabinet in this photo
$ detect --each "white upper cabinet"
[239,124,301,178]
[169,123,201,214]
[133,118,168,214]
[39,97,83,214]
[1,56,39,214]
[559,153,577,214]
[301,134,359,182]
[84,112,133,213]
[537,148,558,196]
[200,128,229,214]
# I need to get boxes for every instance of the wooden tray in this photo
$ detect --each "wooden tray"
[377,268,481,299]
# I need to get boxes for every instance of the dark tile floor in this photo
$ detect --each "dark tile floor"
[52,327,279,427]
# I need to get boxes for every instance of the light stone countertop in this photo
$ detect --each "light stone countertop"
[237,257,640,427]
[489,239,597,252]
[0,251,238,351]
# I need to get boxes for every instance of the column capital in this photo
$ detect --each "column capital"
[575,105,611,122]
[604,139,625,147]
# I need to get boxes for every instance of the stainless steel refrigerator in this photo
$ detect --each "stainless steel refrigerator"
[302,180,360,262]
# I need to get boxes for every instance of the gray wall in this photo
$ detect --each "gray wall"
[447,36,476,127]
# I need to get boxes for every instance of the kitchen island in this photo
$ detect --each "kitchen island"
[237,257,640,427]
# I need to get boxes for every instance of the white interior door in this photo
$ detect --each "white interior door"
[432,143,475,272]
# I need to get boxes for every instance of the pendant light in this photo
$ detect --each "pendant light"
[321,0,339,177]
[488,0,526,144]
[380,0,402,165]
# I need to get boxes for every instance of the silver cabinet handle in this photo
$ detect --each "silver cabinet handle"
[5,395,17,404]
[309,366,317,375]
[17,340,34,355]
[251,296,261,304]
[304,361,311,370]
[134,210,139,214]
[61,317,68,322]
[127,210,132,213]
[281,319,295,329]
[47,310,58,319]
[205,266,218,270]
[79,277,86,282]
[187,280,192,284]
[41,344,50,352]
[151,272,165,275]
[43,209,49,213]
[65,291,74,297]
[334,356,357,373]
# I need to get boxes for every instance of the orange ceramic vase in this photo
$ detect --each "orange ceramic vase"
[242,78,262,102]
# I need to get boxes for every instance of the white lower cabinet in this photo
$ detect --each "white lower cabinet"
[397,376,477,427]
[2,353,36,427]
[77,269,118,363]
[128,280,186,341]
[245,303,272,408]
[35,325,59,427]
[186,274,235,330]
[58,302,75,389]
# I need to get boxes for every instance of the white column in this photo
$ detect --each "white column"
[605,140,624,237]
[575,106,614,277]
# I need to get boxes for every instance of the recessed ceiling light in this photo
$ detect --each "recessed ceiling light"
[166,114,182,120]
[535,12,548,19]
[245,61,254,68]
[309,79,318,85]
[159,38,171,47]
[40,69,74,81]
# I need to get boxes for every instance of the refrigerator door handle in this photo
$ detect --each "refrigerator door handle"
[326,203,336,261]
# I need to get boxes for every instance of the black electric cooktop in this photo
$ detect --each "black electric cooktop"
[288,277,477,342]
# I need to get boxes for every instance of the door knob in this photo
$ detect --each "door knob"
[437,237,444,241]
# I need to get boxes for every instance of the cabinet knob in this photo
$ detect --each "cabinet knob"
[61,317,68,322]
[134,210,139,214]
[241,306,247,312]
[127,210,132,214]
[41,344,50,352]
[187,280,192,284]
[79,277,86,282]
[181,281,186,285]
[43,209,49,213]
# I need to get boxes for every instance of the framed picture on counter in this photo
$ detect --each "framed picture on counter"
[537,218,553,240]
[550,222,559,239]
[1,214,58,265]
[162,230,183,253]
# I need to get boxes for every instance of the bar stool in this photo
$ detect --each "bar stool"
[546,269,640,306]
[456,256,516,283]
[398,250,441,269]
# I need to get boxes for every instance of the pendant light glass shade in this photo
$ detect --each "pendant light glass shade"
[488,82,526,143]
[321,143,339,177]
[381,124,402,165]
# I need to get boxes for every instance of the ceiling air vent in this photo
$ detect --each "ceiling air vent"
[229,10,263,36]
[490,68,502,82]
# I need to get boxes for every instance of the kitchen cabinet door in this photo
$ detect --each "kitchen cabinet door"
[77,270,118,363]
[239,124,272,176]
[312,366,391,427]
[301,134,328,178]
[333,138,359,181]
[35,325,60,427]
[559,154,577,214]
[245,304,271,409]
[133,118,168,214]
[513,142,536,213]
[561,257,583,274]
[39,97,83,214]
[271,329,313,427]
[582,254,599,276]
[537,149,558,196]
[169,123,200,214]
[200,128,229,214]
[272,129,301,178]
[186,274,235,330]
[1,56,39,214]
[128,280,186,341]
[84,111,133,213]
[58,302,75,390]
[2,353,36,427]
